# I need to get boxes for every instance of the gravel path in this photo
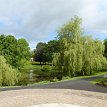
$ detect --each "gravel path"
[0,89,107,107]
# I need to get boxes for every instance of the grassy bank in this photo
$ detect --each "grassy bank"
[91,77,107,86]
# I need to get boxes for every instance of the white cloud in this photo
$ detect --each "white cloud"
[0,0,107,48]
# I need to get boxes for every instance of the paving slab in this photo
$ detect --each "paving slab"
[0,89,107,107]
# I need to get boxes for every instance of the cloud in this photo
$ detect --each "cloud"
[0,0,107,49]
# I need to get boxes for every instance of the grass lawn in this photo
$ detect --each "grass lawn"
[21,63,42,70]
[77,71,107,78]
[91,78,107,86]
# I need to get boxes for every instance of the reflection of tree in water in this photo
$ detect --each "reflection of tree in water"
[29,70,34,81]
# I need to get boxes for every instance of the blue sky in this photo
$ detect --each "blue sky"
[0,0,107,49]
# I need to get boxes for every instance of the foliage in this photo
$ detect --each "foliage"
[51,77,59,82]
[52,16,107,77]
[104,39,107,59]
[99,78,107,85]
[17,38,30,64]
[41,65,51,72]
[34,40,60,64]
[47,40,60,62]
[0,35,30,68]
[50,71,63,80]
[34,42,48,64]
[0,55,20,86]
[91,78,107,86]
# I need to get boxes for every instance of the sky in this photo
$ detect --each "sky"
[0,0,107,49]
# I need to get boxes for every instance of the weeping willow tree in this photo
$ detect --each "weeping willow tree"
[0,55,20,86]
[52,16,107,77]
[81,37,107,75]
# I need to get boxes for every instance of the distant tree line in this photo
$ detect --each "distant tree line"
[33,40,60,64]
[0,34,30,68]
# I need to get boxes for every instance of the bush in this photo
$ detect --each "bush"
[50,77,59,82]
[0,55,20,86]
[62,76,71,80]
[99,78,107,85]
[50,71,63,80]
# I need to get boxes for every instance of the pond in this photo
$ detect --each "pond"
[19,69,54,85]
[19,69,63,86]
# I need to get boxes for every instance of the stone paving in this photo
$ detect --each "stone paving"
[28,103,83,107]
[0,89,107,107]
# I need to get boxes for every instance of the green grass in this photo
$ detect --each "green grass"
[21,62,52,71]
[22,64,42,70]
[0,86,21,89]
[91,78,107,85]
[76,71,107,79]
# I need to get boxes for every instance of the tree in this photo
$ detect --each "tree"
[17,38,30,68]
[34,40,60,64]
[57,16,82,43]
[0,34,5,55]
[3,35,18,67]
[17,38,30,60]
[34,42,48,64]
[52,16,107,77]
[47,40,60,62]
[0,34,30,68]
[104,39,107,58]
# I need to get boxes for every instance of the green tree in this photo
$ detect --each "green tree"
[3,35,18,67]
[17,38,30,60]
[52,16,107,77]
[47,40,60,62]
[0,34,5,55]
[17,38,30,68]
[34,42,48,64]
[104,39,107,58]
[0,34,30,68]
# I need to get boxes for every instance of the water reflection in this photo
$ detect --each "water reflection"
[20,69,55,85]
[29,70,39,82]
[29,70,34,81]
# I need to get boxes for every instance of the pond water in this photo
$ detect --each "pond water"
[19,69,52,85]
[29,70,37,82]
[19,68,63,86]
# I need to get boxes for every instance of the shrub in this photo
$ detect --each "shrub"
[51,77,59,82]
[50,71,63,80]
[0,55,20,86]
[99,78,107,85]
[62,76,71,80]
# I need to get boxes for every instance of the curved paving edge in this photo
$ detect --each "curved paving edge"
[0,89,107,107]
[28,103,83,107]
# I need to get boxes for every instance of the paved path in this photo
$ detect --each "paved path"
[0,75,107,93]
[0,89,107,107]
[0,75,107,107]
